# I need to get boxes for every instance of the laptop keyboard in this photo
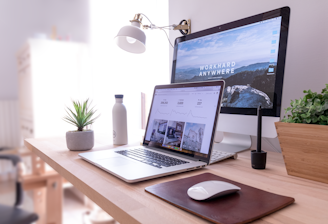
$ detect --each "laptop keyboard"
[115,148,189,169]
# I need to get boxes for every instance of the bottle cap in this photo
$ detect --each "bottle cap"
[115,95,123,98]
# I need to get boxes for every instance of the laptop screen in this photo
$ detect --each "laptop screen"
[144,82,224,162]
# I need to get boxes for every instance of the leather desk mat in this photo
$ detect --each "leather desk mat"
[145,173,294,224]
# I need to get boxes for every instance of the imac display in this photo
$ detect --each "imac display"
[171,7,290,117]
[174,17,281,109]
[170,7,290,153]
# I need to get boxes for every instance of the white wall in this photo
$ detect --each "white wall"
[0,0,90,100]
[169,0,328,152]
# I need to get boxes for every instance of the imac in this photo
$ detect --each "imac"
[171,7,290,153]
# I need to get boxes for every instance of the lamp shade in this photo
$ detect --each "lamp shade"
[115,24,146,54]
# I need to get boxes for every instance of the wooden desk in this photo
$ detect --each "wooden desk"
[25,137,328,224]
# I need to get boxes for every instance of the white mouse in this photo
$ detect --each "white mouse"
[187,180,241,201]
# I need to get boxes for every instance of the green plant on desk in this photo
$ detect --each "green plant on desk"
[64,99,99,151]
[276,84,328,185]
[282,84,328,125]
[63,99,99,131]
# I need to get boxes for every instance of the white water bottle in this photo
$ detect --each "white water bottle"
[112,94,128,145]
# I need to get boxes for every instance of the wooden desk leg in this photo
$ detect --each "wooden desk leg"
[32,154,45,175]
[46,176,63,224]
[34,187,47,224]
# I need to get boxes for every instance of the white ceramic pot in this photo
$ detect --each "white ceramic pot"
[66,130,94,151]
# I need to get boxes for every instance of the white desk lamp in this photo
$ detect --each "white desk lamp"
[115,13,191,53]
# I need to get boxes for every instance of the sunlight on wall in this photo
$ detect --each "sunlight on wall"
[89,0,169,141]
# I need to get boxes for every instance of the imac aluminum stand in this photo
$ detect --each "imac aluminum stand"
[214,114,279,153]
[212,132,251,153]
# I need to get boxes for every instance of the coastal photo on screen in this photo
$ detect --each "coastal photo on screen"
[150,119,168,144]
[174,17,282,108]
[182,123,205,152]
[163,121,185,147]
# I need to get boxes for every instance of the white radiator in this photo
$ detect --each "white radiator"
[0,100,21,148]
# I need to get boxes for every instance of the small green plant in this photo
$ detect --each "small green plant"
[63,99,99,131]
[282,84,328,125]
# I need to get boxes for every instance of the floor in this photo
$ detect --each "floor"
[63,188,89,224]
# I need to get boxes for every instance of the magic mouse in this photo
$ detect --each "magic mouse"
[187,180,241,200]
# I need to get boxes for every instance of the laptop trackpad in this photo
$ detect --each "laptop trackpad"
[96,157,138,167]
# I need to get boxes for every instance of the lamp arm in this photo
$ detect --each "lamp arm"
[137,13,173,29]
[134,13,174,48]
[130,13,191,48]
[136,13,187,32]
[138,13,155,26]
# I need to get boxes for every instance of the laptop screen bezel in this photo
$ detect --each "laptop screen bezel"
[142,80,225,164]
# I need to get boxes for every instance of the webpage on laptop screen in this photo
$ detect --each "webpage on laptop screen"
[145,86,221,157]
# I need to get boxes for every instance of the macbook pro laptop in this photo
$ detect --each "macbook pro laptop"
[79,81,225,183]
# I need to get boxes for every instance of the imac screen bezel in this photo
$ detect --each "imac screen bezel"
[170,7,290,117]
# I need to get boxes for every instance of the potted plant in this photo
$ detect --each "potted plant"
[275,84,328,184]
[63,99,99,151]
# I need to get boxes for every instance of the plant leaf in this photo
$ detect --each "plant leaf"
[282,84,328,124]
[63,99,100,130]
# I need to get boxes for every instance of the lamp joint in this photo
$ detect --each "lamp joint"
[130,13,143,25]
